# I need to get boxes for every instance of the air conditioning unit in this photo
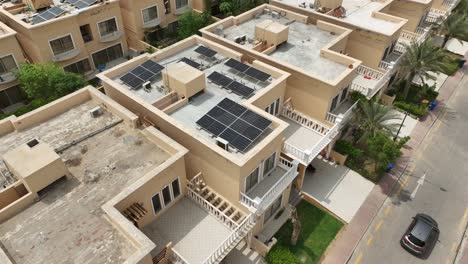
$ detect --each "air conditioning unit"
[89,106,103,118]
[272,11,279,18]
[216,137,229,151]
[240,35,246,42]
[234,36,242,43]
[143,81,151,92]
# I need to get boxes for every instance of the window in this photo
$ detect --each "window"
[98,18,118,37]
[171,178,181,199]
[49,35,74,56]
[263,152,276,177]
[151,193,162,214]
[162,185,172,206]
[264,194,282,223]
[0,85,27,109]
[340,86,349,103]
[0,55,17,75]
[245,167,259,193]
[175,0,188,9]
[265,98,280,116]
[91,43,123,68]
[382,46,390,61]
[80,24,93,43]
[142,6,158,24]
[63,59,91,74]
[330,94,339,112]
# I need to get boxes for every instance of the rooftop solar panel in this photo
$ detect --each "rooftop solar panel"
[74,1,88,8]
[31,7,65,24]
[208,71,222,83]
[120,73,144,89]
[83,0,96,5]
[119,60,164,89]
[195,46,217,58]
[196,98,271,153]
[49,6,65,15]
[227,81,254,98]
[31,16,46,24]
[225,58,239,68]
[179,57,201,69]
[245,67,271,82]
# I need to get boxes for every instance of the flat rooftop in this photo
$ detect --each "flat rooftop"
[114,44,276,155]
[142,197,232,264]
[1,0,103,25]
[221,13,347,80]
[0,101,171,263]
[273,0,403,35]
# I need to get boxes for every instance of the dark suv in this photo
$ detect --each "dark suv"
[400,214,439,258]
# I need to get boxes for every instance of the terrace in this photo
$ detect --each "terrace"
[219,11,348,81]
[0,92,171,264]
[0,0,103,25]
[112,42,284,156]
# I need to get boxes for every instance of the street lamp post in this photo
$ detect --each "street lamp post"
[394,111,408,141]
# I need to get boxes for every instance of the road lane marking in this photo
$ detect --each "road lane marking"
[410,173,426,199]
[367,235,374,246]
[464,207,468,219]
[385,206,391,216]
[354,253,363,264]
[397,164,416,195]
[374,220,384,232]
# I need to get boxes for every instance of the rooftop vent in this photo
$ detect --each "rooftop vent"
[89,106,103,118]
[27,139,40,148]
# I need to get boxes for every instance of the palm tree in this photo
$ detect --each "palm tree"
[454,0,468,15]
[399,39,451,99]
[354,100,401,143]
[434,14,468,48]
[290,208,301,246]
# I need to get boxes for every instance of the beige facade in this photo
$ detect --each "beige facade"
[0,0,128,77]
[0,22,27,112]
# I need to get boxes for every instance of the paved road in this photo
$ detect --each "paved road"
[348,68,468,264]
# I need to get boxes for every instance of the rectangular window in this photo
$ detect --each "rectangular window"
[245,167,259,193]
[162,185,172,206]
[340,86,349,103]
[263,152,276,177]
[265,98,280,116]
[142,6,158,24]
[98,18,118,37]
[80,24,93,43]
[50,35,74,55]
[163,0,171,14]
[0,85,26,109]
[175,0,188,9]
[0,55,17,74]
[264,194,282,223]
[151,193,162,214]
[91,43,123,68]
[63,59,91,74]
[330,94,339,112]
[171,178,180,199]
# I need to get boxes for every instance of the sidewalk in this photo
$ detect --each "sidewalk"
[321,66,465,264]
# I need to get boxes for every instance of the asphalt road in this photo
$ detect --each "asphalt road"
[348,68,468,264]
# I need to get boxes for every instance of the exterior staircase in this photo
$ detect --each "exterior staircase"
[187,173,256,264]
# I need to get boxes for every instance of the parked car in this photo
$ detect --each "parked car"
[400,213,439,258]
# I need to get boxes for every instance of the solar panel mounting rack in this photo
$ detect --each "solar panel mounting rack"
[194,46,217,58]
[119,60,164,89]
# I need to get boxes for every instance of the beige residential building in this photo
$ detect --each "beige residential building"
[119,0,199,51]
[0,0,128,78]
[0,21,27,113]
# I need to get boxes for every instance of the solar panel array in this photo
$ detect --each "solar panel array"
[65,0,96,9]
[224,58,271,82]
[208,71,254,98]
[31,7,65,24]
[194,46,217,58]
[179,57,201,69]
[196,98,272,152]
[119,60,164,89]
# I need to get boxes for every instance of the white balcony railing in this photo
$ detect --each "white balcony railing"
[326,100,358,125]
[187,186,240,230]
[52,48,80,62]
[171,248,190,264]
[282,106,330,135]
[203,213,255,264]
[99,30,123,43]
[355,65,385,80]
[0,71,18,84]
[240,157,299,213]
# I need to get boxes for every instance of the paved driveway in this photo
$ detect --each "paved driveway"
[302,159,374,223]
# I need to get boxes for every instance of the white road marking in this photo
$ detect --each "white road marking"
[410,173,426,199]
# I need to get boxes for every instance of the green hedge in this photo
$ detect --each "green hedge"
[393,101,428,118]
[266,245,300,264]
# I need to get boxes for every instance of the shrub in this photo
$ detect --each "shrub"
[350,90,367,103]
[393,101,428,118]
[334,140,363,160]
[266,245,300,264]
[367,131,407,174]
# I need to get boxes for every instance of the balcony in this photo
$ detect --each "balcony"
[240,157,299,214]
[350,65,387,99]
[52,48,80,62]
[99,30,123,43]
[0,71,18,84]
[142,17,161,29]
[325,99,358,125]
